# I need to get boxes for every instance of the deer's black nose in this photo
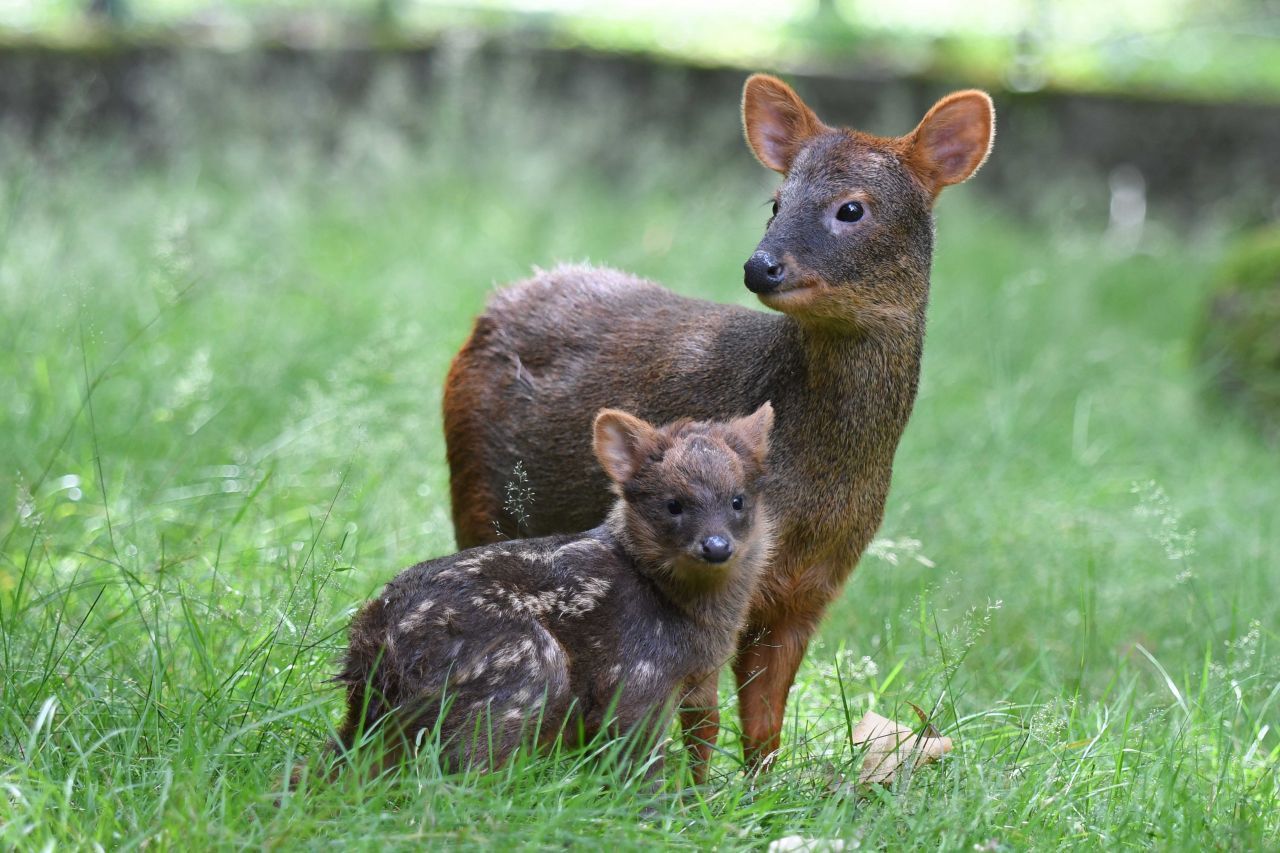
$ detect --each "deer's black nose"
[701,535,734,564]
[744,250,786,294]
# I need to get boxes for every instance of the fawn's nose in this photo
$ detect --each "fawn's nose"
[701,535,734,564]
[744,250,786,294]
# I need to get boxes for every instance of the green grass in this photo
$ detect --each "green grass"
[1,63,1277,849]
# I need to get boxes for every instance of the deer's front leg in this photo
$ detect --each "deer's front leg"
[678,670,721,784]
[733,617,813,774]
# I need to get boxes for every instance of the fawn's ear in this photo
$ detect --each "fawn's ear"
[731,401,775,465]
[900,90,995,198]
[742,74,827,174]
[594,409,658,484]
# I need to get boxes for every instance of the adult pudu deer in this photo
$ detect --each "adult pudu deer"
[443,74,994,776]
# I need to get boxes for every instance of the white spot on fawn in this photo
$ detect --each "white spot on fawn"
[491,640,533,671]
[458,656,489,682]
[475,582,562,618]
[559,575,611,617]
[397,598,436,633]
[541,639,564,667]
[552,539,609,561]
[471,595,503,615]
[631,660,657,686]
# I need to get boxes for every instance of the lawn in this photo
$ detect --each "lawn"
[1,61,1277,849]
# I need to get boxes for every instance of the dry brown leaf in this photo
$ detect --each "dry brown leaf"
[851,710,953,785]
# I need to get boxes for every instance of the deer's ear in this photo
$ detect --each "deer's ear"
[731,401,775,465]
[593,409,657,484]
[901,90,995,197]
[742,74,827,174]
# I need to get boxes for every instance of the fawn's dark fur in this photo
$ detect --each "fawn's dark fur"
[443,74,994,774]
[336,405,774,778]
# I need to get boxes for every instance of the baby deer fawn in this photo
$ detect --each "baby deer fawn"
[443,74,994,775]
[336,405,774,779]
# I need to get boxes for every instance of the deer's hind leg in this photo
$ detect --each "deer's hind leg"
[443,326,509,549]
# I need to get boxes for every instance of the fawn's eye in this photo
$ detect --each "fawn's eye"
[666,499,684,516]
[732,495,745,511]
[771,199,779,217]
[836,201,865,222]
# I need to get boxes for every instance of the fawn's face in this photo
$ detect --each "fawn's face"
[594,404,773,585]
[741,76,995,331]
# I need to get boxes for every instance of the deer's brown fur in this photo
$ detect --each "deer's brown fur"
[443,74,994,773]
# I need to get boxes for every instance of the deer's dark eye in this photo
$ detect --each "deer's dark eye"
[836,201,864,222]
[771,199,779,217]
[732,495,745,511]
[666,499,684,516]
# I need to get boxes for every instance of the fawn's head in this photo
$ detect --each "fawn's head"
[594,403,774,588]
[741,74,994,333]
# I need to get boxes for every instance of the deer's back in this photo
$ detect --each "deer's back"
[447,264,784,542]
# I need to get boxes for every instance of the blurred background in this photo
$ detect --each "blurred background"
[4,0,1280,220]
[4,0,1280,213]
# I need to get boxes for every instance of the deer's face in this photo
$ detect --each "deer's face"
[593,405,774,587]
[740,75,994,332]
[745,132,935,330]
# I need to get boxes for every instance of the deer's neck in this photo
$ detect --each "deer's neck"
[783,311,925,443]
[749,309,925,553]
